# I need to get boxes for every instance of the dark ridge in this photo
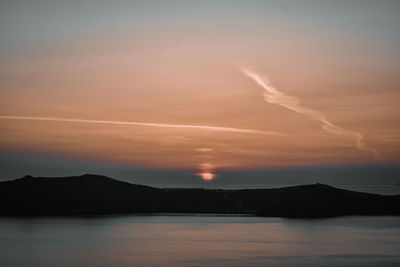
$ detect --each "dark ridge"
[0,174,164,216]
[19,175,34,180]
[0,175,399,218]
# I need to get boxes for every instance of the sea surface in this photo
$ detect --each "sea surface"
[1,215,400,267]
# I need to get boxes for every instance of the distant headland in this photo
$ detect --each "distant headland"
[1,174,399,218]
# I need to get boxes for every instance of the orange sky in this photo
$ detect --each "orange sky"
[1,1,399,180]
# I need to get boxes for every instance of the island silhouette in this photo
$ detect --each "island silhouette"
[1,174,399,218]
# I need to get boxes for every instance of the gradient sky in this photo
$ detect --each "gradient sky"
[1,0,399,183]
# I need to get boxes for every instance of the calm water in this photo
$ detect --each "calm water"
[1,215,400,267]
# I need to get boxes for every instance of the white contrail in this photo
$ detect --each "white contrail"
[241,68,382,159]
[0,115,282,137]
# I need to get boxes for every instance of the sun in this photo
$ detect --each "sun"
[198,172,216,181]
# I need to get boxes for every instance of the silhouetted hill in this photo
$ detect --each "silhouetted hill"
[0,175,399,218]
[0,174,167,215]
[229,184,400,218]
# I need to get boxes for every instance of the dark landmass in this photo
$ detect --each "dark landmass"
[1,174,399,218]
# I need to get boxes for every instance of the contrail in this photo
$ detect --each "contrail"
[241,68,382,159]
[0,115,282,137]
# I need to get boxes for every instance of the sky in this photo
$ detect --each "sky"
[0,0,399,185]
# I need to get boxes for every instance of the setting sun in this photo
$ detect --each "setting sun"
[198,172,216,181]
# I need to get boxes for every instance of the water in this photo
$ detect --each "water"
[1,215,400,267]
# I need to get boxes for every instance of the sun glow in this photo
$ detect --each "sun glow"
[197,163,217,181]
[198,172,216,181]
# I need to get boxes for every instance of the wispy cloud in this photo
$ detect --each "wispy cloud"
[0,115,282,137]
[241,68,382,159]
[196,148,214,152]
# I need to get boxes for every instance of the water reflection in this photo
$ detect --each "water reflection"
[0,215,400,266]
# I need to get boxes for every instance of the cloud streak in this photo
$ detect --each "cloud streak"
[241,68,382,159]
[0,115,282,137]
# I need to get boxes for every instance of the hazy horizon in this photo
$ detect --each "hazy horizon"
[1,150,399,190]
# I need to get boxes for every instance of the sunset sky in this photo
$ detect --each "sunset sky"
[1,0,399,184]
